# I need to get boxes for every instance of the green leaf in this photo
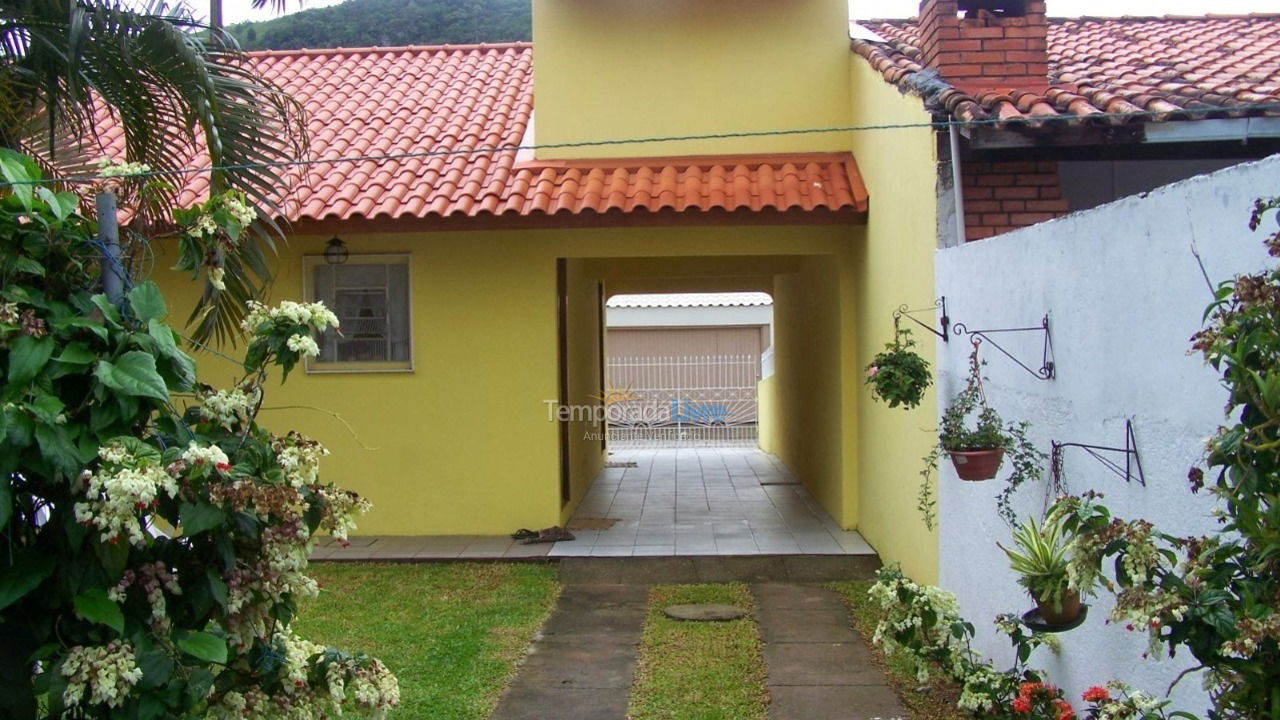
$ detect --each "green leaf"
[0,481,10,531]
[7,334,55,386]
[0,551,55,612]
[135,648,174,690]
[27,393,65,426]
[0,148,37,210]
[180,502,225,537]
[35,425,80,478]
[177,632,227,665]
[51,316,109,342]
[53,342,97,366]
[127,282,167,324]
[73,589,125,634]
[13,257,45,277]
[95,352,169,401]
[206,568,228,609]
[89,294,123,327]
[33,188,78,222]
[148,320,196,391]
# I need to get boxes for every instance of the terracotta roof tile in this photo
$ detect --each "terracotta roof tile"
[95,43,865,224]
[852,14,1280,126]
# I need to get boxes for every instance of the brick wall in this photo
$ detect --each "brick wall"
[918,0,1050,94]
[962,161,1069,241]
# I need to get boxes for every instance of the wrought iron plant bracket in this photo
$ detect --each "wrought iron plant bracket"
[1051,419,1146,488]
[893,296,950,342]
[952,314,1055,380]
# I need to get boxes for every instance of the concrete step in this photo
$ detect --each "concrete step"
[558,554,881,585]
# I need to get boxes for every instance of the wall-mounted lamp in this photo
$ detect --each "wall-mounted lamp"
[324,237,349,265]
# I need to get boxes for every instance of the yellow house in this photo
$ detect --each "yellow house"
[154,0,941,581]
[138,0,1280,583]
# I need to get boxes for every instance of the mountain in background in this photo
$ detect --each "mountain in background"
[227,0,531,51]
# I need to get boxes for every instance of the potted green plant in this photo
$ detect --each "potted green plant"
[1001,515,1081,626]
[917,343,1045,530]
[865,321,932,410]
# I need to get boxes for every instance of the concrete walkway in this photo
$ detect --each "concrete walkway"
[489,585,647,720]
[754,584,907,720]
[488,582,905,720]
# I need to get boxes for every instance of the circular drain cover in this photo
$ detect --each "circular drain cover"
[663,604,749,622]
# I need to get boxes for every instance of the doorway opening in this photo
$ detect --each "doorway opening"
[604,292,772,449]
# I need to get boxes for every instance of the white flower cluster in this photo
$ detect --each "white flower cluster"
[108,561,182,625]
[956,664,1005,713]
[60,641,144,710]
[187,214,219,238]
[222,194,257,227]
[1091,682,1169,720]
[199,386,258,430]
[96,157,151,179]
[75,443,179,546]
[206,636,399,720]
[275,433,329,488]
[241,300,340,335]
[867,570,965,683]
[224,522,318,645]
[183,441,232,471]
[286,333,321,358]
[208,266,226,291]
[316,485,373,542]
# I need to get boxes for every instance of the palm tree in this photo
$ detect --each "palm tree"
[0,0,308,343]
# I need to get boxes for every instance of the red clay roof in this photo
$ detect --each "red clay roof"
[852,14,1280,126]
[93,43,867,225]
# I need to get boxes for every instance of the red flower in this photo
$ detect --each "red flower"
[1012,697,1032,714]
[1055,699,1076,720]
[1082,686,1111,704]
[216,462,232,472]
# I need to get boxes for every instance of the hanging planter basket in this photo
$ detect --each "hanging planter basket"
[948,448,1005,481]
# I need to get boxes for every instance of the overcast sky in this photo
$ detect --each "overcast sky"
[217,0,1278,26]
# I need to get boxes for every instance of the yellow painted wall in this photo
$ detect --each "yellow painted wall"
[152,225,857,536]
[758,373,779,454]
[559,259,607,521]
[847,58,942,582]
[532,0,853,158]
[768,254,852,526]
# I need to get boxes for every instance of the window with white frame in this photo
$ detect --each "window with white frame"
[303,255,412,371]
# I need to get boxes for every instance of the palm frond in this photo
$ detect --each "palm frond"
[0,0,309,345]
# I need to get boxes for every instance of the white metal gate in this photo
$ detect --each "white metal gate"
[606,355,759,448]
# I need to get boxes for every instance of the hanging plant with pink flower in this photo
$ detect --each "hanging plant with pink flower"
[865,320,932,410]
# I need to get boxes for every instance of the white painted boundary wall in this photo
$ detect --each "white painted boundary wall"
[934,155,1280,713]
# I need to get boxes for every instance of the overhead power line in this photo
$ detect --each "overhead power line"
[2,101,1279,188]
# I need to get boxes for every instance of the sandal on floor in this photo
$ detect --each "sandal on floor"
[520,526,575,544]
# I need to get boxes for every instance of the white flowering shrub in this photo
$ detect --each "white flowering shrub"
[0,152,396,718]
[866,567,1189,719]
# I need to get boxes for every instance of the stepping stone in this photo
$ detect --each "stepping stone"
[664,603,749,621]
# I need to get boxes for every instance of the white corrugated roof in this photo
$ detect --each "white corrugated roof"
[607,293,774,309]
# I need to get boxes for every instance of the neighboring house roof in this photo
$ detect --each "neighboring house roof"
[607,293,774,309]
[95,43,867,225]
[851,15,1280,126]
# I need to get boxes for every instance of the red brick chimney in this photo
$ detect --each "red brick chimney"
[918,0,1050,94]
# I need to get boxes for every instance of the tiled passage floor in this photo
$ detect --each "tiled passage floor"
[313,447,876,561]
[549,447,874,557]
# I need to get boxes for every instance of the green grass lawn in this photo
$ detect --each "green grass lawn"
[828,581,967,720]
[628,584,770,720]
[294,562,558,719]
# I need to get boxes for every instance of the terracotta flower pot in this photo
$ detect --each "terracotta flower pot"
[948,448,1005,481]
[1032,589,1082,626]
